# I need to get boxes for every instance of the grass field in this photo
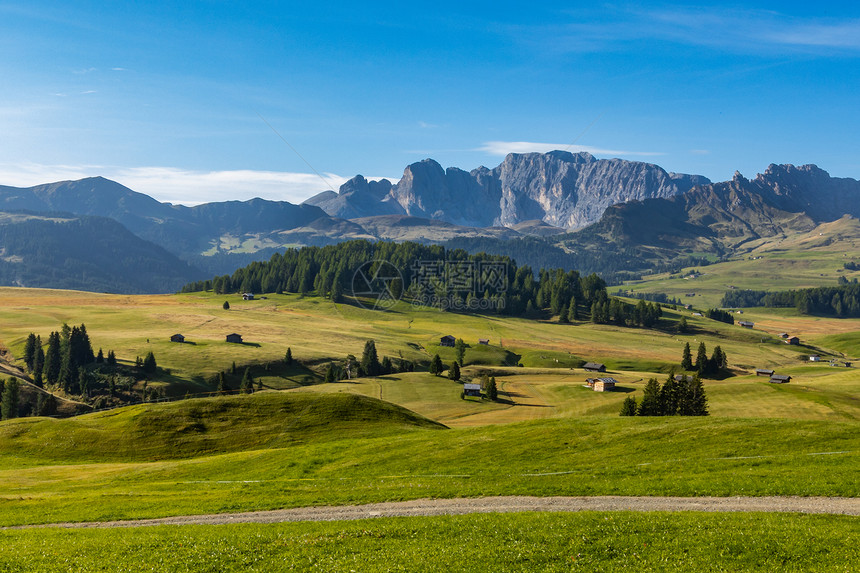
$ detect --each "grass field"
[622,216,860,308]
[1,282,859,569]
[0,393,858,527]
[1,511,857,572]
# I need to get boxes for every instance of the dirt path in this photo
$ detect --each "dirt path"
[8,496,859,530]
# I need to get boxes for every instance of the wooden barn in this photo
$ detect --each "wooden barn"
[738,321,755,328]
[592,377,617,392]
[755,368,775,377]
[785,336,800,345]
[440,335,456,347]
[226,333,243,344]
[770,374,792,384]
[242,293,255,300]
[583,362,607,373]
[463,383,482,397]
[170,333,185,343]
[478,338,489,345]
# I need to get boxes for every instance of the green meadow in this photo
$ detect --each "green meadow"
[1,511,857,572]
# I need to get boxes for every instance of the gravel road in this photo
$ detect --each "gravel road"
[9,496,859,530]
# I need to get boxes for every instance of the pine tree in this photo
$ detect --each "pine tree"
[45,332,61,385]
[1,377,20,420]
[637,378,662,416]
[620,396,637,416]
[325,364,336,383]
[455,338,467,365]
[677,316,688,333]
[695,342,708,373]
[217,372,228,395]
[23,333,37,371]
[679,374,709,416]
[240,368,254,394]
[361,340,381,377]
[106,350,117,367]
[709,345,726,374]
[568,296,578,321]
[32,340,45,385]
[660,372,679,415]
[448,361,461,381]
[143,351,157,373]
[486,376,498,401]
[681,342,693,370]
[381,356,392,375]
[223,300,230,310]
[429,354,443,376]
[96,348,104,364]
[285,347,293,365]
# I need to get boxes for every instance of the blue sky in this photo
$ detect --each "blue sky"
[1,1,858,204]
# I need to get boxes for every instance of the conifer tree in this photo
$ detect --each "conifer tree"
[361,340,381,377]
[694,342,708,373]
[143,351,157,374]
[106,350,117,367]
[96,348,104,364]
[223,300,230,310]
[429,354,443,376]
[217,372,228,395]
[568,296,578,321]
[45,332,61,385]
[23,333,37,371]
[448,361,461,381]
[486,376,498,401]
[681,342,693,370]
[660,372,679,415]
[240,368,254,393]
[637,378,662,416]
[325,364,336,383]
[381,356,392,375]
[285,347,293,365]
[620,396,637,416]
[455,338,466,365]
[1,377,20,420]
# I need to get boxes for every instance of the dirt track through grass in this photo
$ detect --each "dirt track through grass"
[9,496,859,529]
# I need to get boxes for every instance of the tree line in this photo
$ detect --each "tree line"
[620,372,708,416]
[182,239,665,328]
[720,282,860,317]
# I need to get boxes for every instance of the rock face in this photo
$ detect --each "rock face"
[305,151,711,230]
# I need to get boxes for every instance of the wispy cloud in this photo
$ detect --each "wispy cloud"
[418,121,439,129]
[520,7,860,55]
[478,141,664,158]
[80,90,97,95]
[0,163,395,205]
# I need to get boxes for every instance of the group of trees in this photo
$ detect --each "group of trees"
[620,372,708,416]
[681,342,728,377]
[181,239,667,329]
[0,377,59,420]
[705,308,734,324]
[324,340,414,383]
[720,283,860,318]
[22,324,101,393]
[589,298,663,327]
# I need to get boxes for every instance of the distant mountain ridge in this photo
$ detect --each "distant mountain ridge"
[305,151,711,230]
[2,152,860,292]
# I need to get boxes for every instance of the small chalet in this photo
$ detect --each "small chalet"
[738,321,755,328]
[170,333,185,343]
[226,333,243,344]
[809,355,820,362]
[583,362,607,373]
[463,383,482,397]
[592,377,617,392]
[785,336,800,345]
[755,368,775,377]
[478,338,490,345]
[440,335,456,347]
[770,374,792,384]
[242,293,255,300]
[779,333,789,339]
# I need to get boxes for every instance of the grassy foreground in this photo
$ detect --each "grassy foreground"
[1,512,857,572]
[0,393,857,526]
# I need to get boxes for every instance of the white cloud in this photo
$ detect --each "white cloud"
[478,141,664,158]
[418,121,439,129]
[0,163,395,205]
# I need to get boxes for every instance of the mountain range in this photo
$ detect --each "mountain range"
[1,152,859,293]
